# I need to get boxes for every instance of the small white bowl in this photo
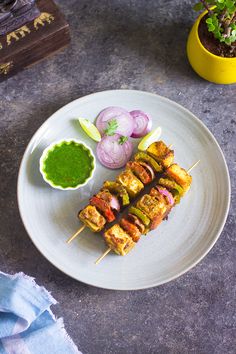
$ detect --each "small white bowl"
[39,138,96,190]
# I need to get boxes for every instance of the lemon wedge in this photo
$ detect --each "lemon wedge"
[138,127,162,151]
[78,117,101,142]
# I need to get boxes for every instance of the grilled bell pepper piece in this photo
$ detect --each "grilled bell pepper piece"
[90,196,115,222]
[158,177,183,195]
[158,177,184,204]
[102,181,130,206]
[129,206,150,227]
[134,152,162,173]
[136,194,167,230]
[171,190,181,204]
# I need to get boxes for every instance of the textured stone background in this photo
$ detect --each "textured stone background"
[0,1,235,353]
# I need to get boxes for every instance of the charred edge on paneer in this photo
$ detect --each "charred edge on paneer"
[78,205,106,232]
[103,224,135,256]
[150,187,173,220]
[136,194,168,230]
[116,170,144,198]
[147,141,174,168]
[166,164,192,192]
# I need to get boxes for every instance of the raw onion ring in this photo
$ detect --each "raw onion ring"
[96,134,133,169]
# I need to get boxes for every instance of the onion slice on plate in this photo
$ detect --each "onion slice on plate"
[96,107,134,137]
[96,134,134,169]
[130,110,152,138]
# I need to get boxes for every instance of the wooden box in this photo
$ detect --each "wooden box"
[0,0,70,82]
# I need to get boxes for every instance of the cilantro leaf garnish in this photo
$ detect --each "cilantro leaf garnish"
[118,136,128,145]
[104,119,118,136]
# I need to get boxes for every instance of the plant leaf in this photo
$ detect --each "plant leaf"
[118,136,128,145]
[104,119,118,136]
[226,0,234,8]
[206,17,213,23]
[208,24,216,31]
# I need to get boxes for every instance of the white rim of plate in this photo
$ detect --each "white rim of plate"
[17,89,231,290]
[39,138,96,190]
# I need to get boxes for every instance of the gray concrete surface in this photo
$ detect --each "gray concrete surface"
[0,1,235,353]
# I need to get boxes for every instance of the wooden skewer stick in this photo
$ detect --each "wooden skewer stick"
[95,159,201,265]
[187,160,200,173]
[95,248,111,265]
[66,224,86,244]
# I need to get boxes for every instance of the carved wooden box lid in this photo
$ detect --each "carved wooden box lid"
[0,0,70,80]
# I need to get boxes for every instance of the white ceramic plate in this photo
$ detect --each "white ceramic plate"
[17,90,230,290]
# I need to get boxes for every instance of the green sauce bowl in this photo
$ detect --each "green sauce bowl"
[39,139,96,190]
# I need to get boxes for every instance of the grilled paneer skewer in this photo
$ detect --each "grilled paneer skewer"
[103,224,136,256]
[79,205,106,232]
[103,164,192,256]
[78,141,174,233]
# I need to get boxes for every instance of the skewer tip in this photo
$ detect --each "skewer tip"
[187,160,200,173]
[66,224,86,244]
[95,248,111,265]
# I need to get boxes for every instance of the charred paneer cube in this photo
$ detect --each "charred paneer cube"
[104,224,135,256]
[136,194,167,230]
[147,141,174,168]
[166,164,192,192]
[78,205,106,232]
[116,170,144,198]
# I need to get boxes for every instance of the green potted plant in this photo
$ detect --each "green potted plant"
[187,0,236,84]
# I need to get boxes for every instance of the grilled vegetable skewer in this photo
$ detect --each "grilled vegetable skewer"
[95,160,200,264]
[66,141,174,243]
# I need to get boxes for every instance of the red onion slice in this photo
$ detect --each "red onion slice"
[139,161,155,181]
[96,134,133,169]
[130,110,152,138]
[96,107,134,137]
[110,195,120,211]
[157,187,175,206]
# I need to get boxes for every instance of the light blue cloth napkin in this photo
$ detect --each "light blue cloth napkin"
[0,271,82,354]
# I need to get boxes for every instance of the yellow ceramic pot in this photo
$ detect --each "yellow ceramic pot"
[187,10,236,84]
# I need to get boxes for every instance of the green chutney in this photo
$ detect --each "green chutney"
[42,141,95,188]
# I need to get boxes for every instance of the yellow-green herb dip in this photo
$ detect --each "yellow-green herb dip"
[41,141,95,189]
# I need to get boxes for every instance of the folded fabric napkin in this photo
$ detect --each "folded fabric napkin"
[0,271,82,354]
